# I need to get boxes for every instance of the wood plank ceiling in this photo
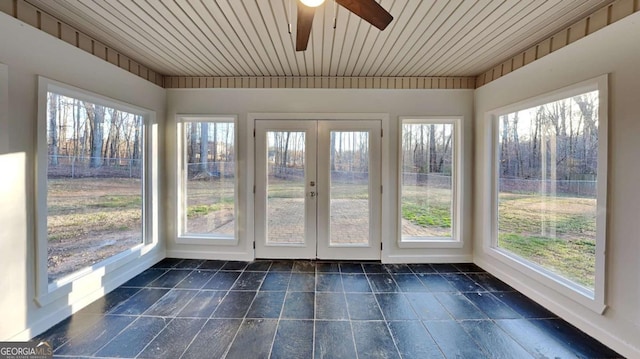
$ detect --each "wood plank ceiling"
[27,0,615,78]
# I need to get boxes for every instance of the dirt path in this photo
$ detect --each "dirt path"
[48,230,141,282]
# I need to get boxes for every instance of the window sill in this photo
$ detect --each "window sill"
[485,245,606,314]
[176,235,238,246]
[35,242,152,307]
[398,237,463,249]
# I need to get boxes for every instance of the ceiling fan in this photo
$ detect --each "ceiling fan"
[295,0,393,51]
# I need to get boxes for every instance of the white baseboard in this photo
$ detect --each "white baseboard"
[474,257,640,359]
[11,251,163,341]
[382,253,473,263]
[166,249,254,262]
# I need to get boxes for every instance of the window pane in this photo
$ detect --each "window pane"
[47,93,144,283]
[401,123,454,239]
[266,131,306,244]
[183,121,235,236]
[329,131,370,246]
[497,90,599,290]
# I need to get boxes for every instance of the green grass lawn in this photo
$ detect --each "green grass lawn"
[47,178,143,241]
[48,178,597,289]
[401,186,452,235]
[265,179,370,200]
[400,186,596,289]
[402,202,451,228]
[187,201,233,218]
[498,193,596,289]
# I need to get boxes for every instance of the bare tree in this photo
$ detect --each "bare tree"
[132,115,141,161]
[85,103,105,168]
[212,122,218,173]
[48,93,59,165]
[199,122,209,173]
[437,124,452,173]
[188,122,197,163]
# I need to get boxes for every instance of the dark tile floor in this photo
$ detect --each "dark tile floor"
[38,259,624,359]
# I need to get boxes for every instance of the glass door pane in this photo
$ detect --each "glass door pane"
[329,131,370,245]
[267,131,306,244]
[317,120,381,260]
[256,120,380,260]
[255,120,317,259]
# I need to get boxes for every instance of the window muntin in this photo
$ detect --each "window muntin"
[495,89,602,293]
[179,117,236,239]
[400,118,460,244]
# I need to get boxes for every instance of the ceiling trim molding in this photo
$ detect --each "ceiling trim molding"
[7,0,636,90]
[1,0,165,87]
[476,0,640,88]
[163,76,476,90]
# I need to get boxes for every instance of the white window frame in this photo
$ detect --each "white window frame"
[485,75,608,313]
[176,115,239,245]
[0,63,8,152]
[398,116,463,248]
[35,77,158,306]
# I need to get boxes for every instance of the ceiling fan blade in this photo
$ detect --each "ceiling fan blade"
[296,3,316,51]
[336,0,393,30]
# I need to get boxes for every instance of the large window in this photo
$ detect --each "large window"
[399,118,461,246]
[37,78,155,299]
[492,76,607,305]
[177,116,237,241]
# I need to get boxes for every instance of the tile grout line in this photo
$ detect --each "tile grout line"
[416,319,449,359]
[176,261,229,358]
[217,264,257,359]
[174,317,207,359]
[133,316,176,359]
[382,266,417,358]
[81,315,138,358]
[177,285,216,359]
[363,269,405,358]
[489,317,545,359]
[338,266,362,359]
[66,275,166,358]
[41,261,622,359]
[147,261,213,359]
[312,265,318,359]
[254,261,281,358]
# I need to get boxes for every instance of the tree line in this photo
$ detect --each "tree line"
[402,123,453,175]
[330,132,369,172]
[47,92,142,168]
[499,91,599,181]
[186,121,235,176]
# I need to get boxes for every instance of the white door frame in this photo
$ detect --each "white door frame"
[254,120,318,258]
[316,120,382,260]
[248,113,391,260]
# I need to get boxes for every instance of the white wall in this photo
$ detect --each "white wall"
[0,13,166,340]
[0,63,7,152]
[166,88,474,262]
[474,12,640,358]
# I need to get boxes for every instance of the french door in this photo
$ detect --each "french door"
[254,120,381,260]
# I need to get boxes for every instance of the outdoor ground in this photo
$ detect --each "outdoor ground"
[498,192,596,288]
[46,179,596,288]
[47,178,143,282]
